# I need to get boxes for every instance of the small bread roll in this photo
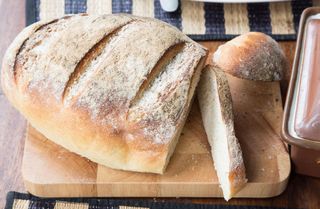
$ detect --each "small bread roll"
[213,32,287,81]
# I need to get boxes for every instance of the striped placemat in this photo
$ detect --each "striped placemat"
[5,192,293,209]
[26,0,318,40]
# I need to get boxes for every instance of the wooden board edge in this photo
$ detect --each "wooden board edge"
[23,177,291,198]
[23,180,98,197]
[23,181,290,198]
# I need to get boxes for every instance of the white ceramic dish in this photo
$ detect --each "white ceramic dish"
[160,0,291,12]
[189,0,291,2]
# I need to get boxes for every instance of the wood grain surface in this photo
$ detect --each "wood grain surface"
[22,75,290,198]
[0,1,319,209]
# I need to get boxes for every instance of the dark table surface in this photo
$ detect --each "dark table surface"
[0,1,319,209]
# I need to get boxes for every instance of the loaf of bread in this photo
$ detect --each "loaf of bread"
[213,32,287,81]
[197,65,247,200]
[1,14,207,174]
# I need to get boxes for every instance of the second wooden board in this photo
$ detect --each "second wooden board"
[22,75,290,198]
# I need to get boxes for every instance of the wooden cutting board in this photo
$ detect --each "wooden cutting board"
[22,75,290,198]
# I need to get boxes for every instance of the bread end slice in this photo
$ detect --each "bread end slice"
[197,65,247,201]
[213,32,287,81]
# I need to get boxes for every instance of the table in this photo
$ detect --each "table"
[0,1,319,209]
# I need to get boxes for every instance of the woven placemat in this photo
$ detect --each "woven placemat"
[5,192,294,209]
[26,0,317,41]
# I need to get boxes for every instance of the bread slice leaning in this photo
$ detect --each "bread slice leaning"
[197,65,247,200]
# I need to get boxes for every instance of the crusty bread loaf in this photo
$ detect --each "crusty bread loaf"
[1,14,207,174]
[213,32,287,81]
[197,65,247,200]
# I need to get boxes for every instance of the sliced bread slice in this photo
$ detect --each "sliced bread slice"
[197,65,247,201]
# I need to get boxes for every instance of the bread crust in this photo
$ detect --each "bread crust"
[1,14,207,174]
[213,32,287,81]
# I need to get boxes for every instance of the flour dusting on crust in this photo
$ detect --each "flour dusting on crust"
[14,14,207,145]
